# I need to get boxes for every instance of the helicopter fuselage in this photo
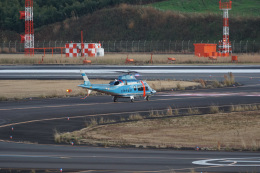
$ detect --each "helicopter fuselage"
[78,71,156,102]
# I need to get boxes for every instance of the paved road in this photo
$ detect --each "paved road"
[0,65,260,172]
[0,90,260,144]
[0,142,259,172]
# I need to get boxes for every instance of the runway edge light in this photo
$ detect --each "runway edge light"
[66,89,72,93]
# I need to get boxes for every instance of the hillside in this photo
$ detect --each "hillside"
[148,0,260,17]
[33,4,260,42]
[0,0,164,33]
[0,2,259,42]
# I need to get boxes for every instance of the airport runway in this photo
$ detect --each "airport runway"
[0,65,260,172]
[1,65,260,82]
[0,142,259,172]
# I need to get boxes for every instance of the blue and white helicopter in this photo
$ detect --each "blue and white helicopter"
[78,70,156,102]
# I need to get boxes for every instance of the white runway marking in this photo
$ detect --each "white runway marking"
[193,157,260,167]
[0,154,62,159]
[1,69,260,74]
[157,92,260,97]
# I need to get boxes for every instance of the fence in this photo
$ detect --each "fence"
[0,40,259,54]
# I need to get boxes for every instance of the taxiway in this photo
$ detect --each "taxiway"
[0,65,260,172]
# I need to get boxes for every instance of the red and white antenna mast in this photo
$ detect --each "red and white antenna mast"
[20,0,34,55]
[218,0,232,56]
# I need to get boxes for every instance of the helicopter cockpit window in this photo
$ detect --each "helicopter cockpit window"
[144,85,150,91]
[114,81,120,85]
[138,86,143,91]
[137,85,150,91]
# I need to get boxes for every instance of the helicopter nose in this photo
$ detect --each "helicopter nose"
[151,90,156,94]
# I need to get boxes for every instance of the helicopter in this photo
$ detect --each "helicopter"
[78,70,156,102]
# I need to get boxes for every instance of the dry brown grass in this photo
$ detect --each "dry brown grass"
[0,80,199,99]
[166,106,173,116]
[0,48,17,53]
[148,80,199,91]
[128,113,144,121]
[0,80,106,99]
[230,104,259,112]
[0,53,259,65]
[0,54,85,64]
[187,107,200,115]
[60,111,260,151]
[101,53,260,64]
[209,105,220,114]
[54,129,61,143]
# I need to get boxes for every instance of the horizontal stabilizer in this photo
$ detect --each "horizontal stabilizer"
[80,70,91,86]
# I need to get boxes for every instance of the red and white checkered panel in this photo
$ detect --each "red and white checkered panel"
[96,43,101,49]
[65,43,77,57]
[65,43,103,57]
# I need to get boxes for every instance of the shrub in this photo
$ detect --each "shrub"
[209,105,219,114]
[166,106,173,116]
[187,107,200,115]
[85,118,98,127]
[224,72,235,86]
[199,79,206,88]
[176,83,184,90]
[224,75,231,86]
[90,118,98,126]
[212,80,221,88]
[99,117,104,124]
[120,117,126,122]
[0,96,8,101]
[229,72,235,85]
[174,109,179,116]
[128,113,143,120]
[54,129,61,143]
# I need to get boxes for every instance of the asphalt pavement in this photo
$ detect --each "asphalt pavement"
[0,65,260,172]
[1,65,260,82]
[0,142,259,172]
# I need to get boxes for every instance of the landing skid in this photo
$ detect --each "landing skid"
[113,96,118,102]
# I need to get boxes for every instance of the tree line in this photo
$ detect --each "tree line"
[0,0,163,33]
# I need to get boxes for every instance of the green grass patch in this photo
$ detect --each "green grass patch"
[148,0,260,17]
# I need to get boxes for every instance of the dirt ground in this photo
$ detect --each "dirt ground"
[0,80,199,99]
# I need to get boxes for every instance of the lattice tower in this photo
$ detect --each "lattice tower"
[20,0,34,55]
[218,0,232,55]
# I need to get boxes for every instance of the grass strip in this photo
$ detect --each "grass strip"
[55,104,260,151]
